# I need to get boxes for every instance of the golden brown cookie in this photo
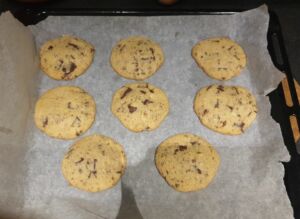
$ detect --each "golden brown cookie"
[192,37,246,80]
[62,134,126,192]
[155,133,220,192]
[194,84,257,135]
[40,35,95,80]
[110,36,164,80]
[111,83,169,132]
[34,86,96,139]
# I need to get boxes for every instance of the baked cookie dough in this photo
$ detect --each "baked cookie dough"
[111,83,169,132]
[40,35,95,80]
[194,84,257,135]
[34,86,96,139]
[110,36,164,80]
[155,133,220,192]
[192,37,246,80]
[62,134,127,192]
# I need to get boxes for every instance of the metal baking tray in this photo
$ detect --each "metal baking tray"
[10,8,300,218]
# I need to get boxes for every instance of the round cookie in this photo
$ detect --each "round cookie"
[40,35,95,80]
[62,134,127,192]
[111,83,169,132]
[194,84,257,135]
[155,133,220,192]
[34,86,96,139]
[110,36,164,80]
[192,37,246,80]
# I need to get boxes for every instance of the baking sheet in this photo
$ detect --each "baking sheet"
[0,4,293,219]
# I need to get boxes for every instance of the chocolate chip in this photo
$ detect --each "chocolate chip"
[202,109,209,116]
[178,145,187,151]
[233,54,240,61]
[175,183,179,188]
[121,87,132,99]
[48,45,53,50]
[206,85,213,91]
[142,99,153,105]
[128,104,137,113]
[217,85,224,93]
[196,168,202,174]
[214,99,220,108]
[67,102,73,109]
[69,62,77,73]
[226,105,233,111]
[149,48,154,55]
[75,157,84,164]
[140,90,146,94]
[191,141,197,145]
[67,43,79,50]
[42,117,48,128]
[234,122,245,132]
[227,46,233,51]
[221,121,227,127]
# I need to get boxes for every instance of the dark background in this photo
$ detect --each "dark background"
[0,1,300,219]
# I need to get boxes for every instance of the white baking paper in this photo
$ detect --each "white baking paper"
[0,4,293,219]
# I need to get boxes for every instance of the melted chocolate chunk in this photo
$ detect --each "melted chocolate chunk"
[121,87,132,99]
[68,43,79,50]
[62,62,77,78]
[227,46,234,51]
[221,121,227,127]
[48,45,53,50]
[178,145,187,151]
[128,104,137,113]
[142,99,153,105]
[216,85,224,93]
[214,99,220,108]
[67,102,73,109]
[69,62,77,73]
[206,85,213,91]
[226,105,233,111]
[75,157,84,164]
[42,117,48,128]
[234,122,245,132]
[196,168,202,174]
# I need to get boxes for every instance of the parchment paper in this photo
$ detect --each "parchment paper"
[0,4,293,219]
